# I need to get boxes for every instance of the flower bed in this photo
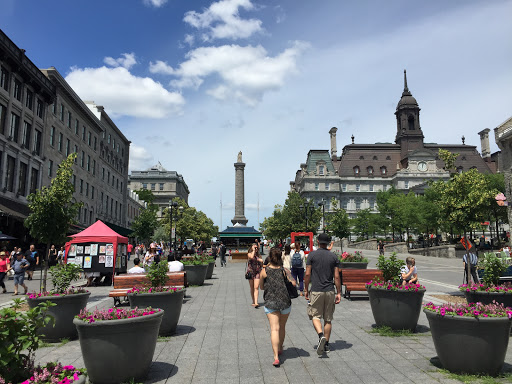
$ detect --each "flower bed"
[19,363,86,384]
[424,301,512,318]
[76,307,161,324]
[339,251,368,263]
[127,286,184,294]
[459,283,512,293]
[27,287,88,299]
[366,280,425,291]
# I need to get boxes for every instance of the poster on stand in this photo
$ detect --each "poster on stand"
[98,255,105,264]
[90,244,98,256]
[115,255,121,268]
[99,245,106,254]
[69,245,77,257]
[105,244,114,256]
[105,255,113,267]
[83,256,92,268]
[75,256,83,267]
[121,256,126,267]
[84,246,91,255]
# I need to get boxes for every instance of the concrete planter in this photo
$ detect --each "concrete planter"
[128,289,184,335]
[339,262,368,269]
[367,286,425,331]
[184,264,208,286]
[424,309,511,375]
[205,261,215,279]
[464,290,512,308]
[27,292,90,342]
[73,310,163,384]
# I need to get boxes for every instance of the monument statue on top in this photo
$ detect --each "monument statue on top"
[232,150,248,226]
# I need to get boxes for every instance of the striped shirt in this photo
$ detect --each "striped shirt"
[463,253,478,266]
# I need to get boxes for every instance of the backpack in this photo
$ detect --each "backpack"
[291,251,303,268]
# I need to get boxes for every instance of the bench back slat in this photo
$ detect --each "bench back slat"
[341,269,383,284]
[113,272,187,289]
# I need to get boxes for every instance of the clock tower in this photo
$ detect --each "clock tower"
[395,70,424,159]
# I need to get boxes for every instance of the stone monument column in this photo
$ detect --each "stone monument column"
[232,151,248,226]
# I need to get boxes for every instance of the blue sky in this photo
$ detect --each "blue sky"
[1,0,511,231]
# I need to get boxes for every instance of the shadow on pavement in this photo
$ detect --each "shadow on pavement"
[146,362,177,383]
[175,325,196,336]
[329,339,353,351]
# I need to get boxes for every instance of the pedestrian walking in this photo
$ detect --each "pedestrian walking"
[246,243,263,308]
[259,247,296,367]
[463,244,479,285]
[127,243,133,261]
[57,246,65,265]
[377,240,385,256]
[219,241,227,267]
[304,233,342,355]
[48,245,58,268]
[12,252,29,295]
[211,242,218,264]
[0,247,10,293]
[282,244,292,270]
[290,240,306,296]
[24,244,38,280]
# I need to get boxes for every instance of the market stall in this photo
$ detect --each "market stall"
[65,220,128,275]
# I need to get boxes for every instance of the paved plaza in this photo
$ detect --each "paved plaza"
[2,249,511,383]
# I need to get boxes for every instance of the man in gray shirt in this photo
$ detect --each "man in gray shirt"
[12,252,30,295]
[304,233,341,355]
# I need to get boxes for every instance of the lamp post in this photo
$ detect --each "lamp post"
[169,200,178,257]
[318,199,326,233]
[299,201,315,231]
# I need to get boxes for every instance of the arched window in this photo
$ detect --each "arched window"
[359,155,365,160]
[457,166,463,174]
[367,166,374,175]
[353,166,360,176]
[408,115,415,130]
[380,166,387,175]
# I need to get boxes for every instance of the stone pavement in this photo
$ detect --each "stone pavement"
[32,260,512,384]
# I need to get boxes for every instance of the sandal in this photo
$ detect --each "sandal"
[273,359,280,367]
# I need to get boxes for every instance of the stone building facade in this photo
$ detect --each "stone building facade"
[128,162,189,219]
[0,30,55,240]
[495,116,512,236]
[291,71,497,219]
[126,189,146,229]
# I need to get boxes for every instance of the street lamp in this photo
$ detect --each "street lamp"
[299,201,315,230]
[318,199,326,233]
[169,200,178,257]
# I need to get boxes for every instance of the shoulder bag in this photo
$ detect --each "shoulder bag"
[245,262,253,280]
[282,269,298,299]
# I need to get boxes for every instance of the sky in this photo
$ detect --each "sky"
[1,0,511,231]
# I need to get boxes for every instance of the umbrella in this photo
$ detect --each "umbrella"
[0,233,16,240]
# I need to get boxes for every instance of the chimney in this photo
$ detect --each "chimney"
[329,127,338,159]
[478,128,491,158]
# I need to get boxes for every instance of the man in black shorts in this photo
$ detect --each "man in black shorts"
[304,233,341,355]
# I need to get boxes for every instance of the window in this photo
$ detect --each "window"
[373,156,378,160]
[404,181,409,189]
[13,78,22,101]
[0,66,8,91]
[102,168,105,180]
[359,155,364,160]
[117,179,119,190]
[0,103,6,135]
[408,115,415,130]
[121,182,123,191]
[30,168,39,194]
[108,134,111,144]
[142,183,147,190]
[383,185,387,192]
[79,179,83,194]
[325,183,330,191]
[74,119,79,134]
[315,183,319,191]
[59,104,64,121]
[457,166,463,174]
[67,112,72,128]
[18,162,27,196]
[356,184,360,192]
[367,166,374,175]
[91,186,95,200]
[6,156,15,192]
[80,151,84,168]
[87,155,90,172]
[74,145,78,162]
[58,132,63,152]
[93,136,97,151]
[82,126,86,141]
[72,175,76,188]
[25,90,33,110]
[319,165,324,175]
[369,184,374,192]
[36,99,44,119]
[159,183,164,191]
[355,199,361,210]
[380,166,387,175]
[65,139,70,156]
[342,200,348,210]
[386,156,391,160]
[342,184,347,192]
[52,100,57,115]
[89,210,93,224]
[49,126,55,146]
[87,131,91,146]
[370,200,375,210]
[85,182,89,197]
[151,183,155,191]
[353,166,360,176]
[92,160,96,176]
[9,113,20,142]
[117,143,119,153]
[22,121,31,148]
[108,171,110,184]
[33,130,42,156]
[77,207,81,221]
[48,160,53,177]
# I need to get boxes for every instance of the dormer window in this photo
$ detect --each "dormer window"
[367,166,374,175]
[373,156,378,160]
[359,155,364,160]
[457,166,463,174]
[354,166,360,176]
[386,156,391,160]
[380,166,387,175]
[319,165,324,175]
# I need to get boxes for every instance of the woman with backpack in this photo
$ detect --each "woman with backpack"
[290,241,306,296]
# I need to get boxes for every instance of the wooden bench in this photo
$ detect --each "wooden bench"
[341,269,383,300]
[109,271,187,306]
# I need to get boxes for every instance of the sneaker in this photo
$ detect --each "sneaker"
[317,336,327,355]
[324,343,330,353]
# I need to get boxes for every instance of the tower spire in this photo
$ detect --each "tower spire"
[402,69,411,96]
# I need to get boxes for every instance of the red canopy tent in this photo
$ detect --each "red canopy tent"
[65,220,128,274]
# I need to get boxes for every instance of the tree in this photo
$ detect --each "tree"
[152,226,168,243]
[328,200,351,241]
[351,209,376,240]
[482,173,508,247]
[376,187,401,240]
[131,206,158,245]
[438,148,459,174]
[134,189,156,207]
[24,153,82,291]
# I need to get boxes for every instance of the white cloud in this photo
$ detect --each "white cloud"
[184,0,263,41]
[128,144,153,171]
[66,66,185,118]
[184,34,195,46]
[149,60,175,75]
[168,41,309,105]
[143,0,167,7]
[104,53,137,69]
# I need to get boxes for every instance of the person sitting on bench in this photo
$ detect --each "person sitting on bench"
[128,258,145,274]
[400,257,418,285]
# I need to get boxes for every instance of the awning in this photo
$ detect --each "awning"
[104,221,133,237]
[0,202,28,219]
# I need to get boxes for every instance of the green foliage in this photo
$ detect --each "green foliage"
[369,326,412,337]
[438,368,512,384]
[351,208,377,239]
[145,260,169,288]
[182,255,208,266]
[49,263,82,293]
[131,205,159,244]
[438,148,459,173]
[481,252,508,286]
[152,225,169,243]
[376,252,404,283]
[0,299,55,383]
[134,189,156,206]
[328,200,351,240]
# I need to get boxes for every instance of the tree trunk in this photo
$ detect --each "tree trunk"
[41,242,50,292]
